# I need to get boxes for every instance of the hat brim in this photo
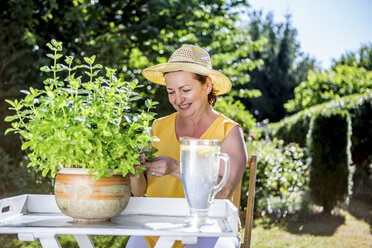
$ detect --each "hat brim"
[142,63,232,95]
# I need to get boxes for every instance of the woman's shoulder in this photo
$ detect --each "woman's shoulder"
[217,112,240,127]
[213,112,243,139]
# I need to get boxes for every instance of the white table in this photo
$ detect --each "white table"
[0,194,238,247]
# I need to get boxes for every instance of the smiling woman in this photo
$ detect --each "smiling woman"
[128,44,248,248]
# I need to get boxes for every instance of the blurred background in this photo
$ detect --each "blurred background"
[0,0,371,247]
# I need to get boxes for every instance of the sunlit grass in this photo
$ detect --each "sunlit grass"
[247,208,372,248]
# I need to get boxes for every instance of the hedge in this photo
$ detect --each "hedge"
[307,109,352,213]
[269,92,372,167]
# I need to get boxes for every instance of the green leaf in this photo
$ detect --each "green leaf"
[65,56,74,64]
[102,130,112,136]
[145,99,151,108]
[20,90,30,95]
[93,64,103,69]
[51,39,58,47]
[84,57,92,64]
[55,54,63,60]
[21,141,32,150]
[46,90,54,99]
[42,168,50,177]
[4,128,15,135]
[72,65,85,70]
[5,99,15,107]
[4,115,17,122]
[40,66,51,72]
[46,43,54,51]
[51,39,62,50]
[84,71,92,77]
[90,55,96,64]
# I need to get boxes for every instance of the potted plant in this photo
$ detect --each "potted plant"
[4,40,158,222]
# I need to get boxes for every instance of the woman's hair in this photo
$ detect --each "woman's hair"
[192,73,218,106]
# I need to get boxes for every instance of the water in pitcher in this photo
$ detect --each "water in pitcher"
[180,144,220,213]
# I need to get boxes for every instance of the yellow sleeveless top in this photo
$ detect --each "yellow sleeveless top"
[145,112,239,248]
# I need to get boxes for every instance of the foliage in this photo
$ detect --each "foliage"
[214,95,255,137]
[0,0,250,105]
[91,235,129,247]
[352,159,372,202]
[257,191,305,221]
[0,0,260,178]
[243,139,307,218]
[333,44,372,71]
[270,92,372,167]
[237,11,316,122]
[285,64,372,113]
[4,40,158,179]
[269,111,312,147]
[0,147,53,197]
[307,110,351,214]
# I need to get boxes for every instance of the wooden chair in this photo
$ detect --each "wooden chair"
[231,155,257,248]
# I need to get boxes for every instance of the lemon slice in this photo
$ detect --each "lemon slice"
[181,145,219,155]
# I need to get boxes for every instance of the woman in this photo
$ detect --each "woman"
[128,44,248,248]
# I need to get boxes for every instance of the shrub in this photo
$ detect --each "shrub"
[270,92,372,167]
[243,139,307,218]
[214,95,255,137]
[270,111,313,147]
[307,110,352,213]
[285,64,372,113]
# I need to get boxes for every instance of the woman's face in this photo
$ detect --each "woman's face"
[165,71,211,118]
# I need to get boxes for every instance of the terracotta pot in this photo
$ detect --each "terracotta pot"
[54,168,131,222]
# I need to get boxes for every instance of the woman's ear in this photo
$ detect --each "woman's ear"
[206,77,213,94]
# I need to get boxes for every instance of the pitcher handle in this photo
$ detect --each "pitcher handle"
[211,152,230,200]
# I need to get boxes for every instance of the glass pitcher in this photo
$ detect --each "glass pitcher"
[180,137,230,227]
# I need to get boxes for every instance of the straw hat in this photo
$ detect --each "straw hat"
[142,44,232,95]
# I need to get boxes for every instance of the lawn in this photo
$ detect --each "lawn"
[248,199,372,248]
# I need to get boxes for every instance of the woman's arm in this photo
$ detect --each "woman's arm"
[129,172,147,196]
[216,126,248,199]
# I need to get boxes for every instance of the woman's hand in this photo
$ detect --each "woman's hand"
[145,156,181,180]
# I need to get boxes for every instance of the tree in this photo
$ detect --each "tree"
[285,44,372,113]
[1,0,263,194]
[333,44,372,71]
[0,0,257,111]
[285,65,372,113]
[237,11,316,122]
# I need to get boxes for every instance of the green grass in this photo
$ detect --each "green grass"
[251,213,371,248]
[248,199,372,248]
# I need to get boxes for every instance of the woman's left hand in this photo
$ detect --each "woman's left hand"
[145,156,179,178]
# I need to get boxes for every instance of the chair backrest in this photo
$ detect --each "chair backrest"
[231,155,257,248]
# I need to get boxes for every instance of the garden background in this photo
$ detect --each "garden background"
[0,0,371,247]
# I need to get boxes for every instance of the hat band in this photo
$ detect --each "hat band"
[169,60,211,68]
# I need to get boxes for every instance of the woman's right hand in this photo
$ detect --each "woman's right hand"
[145,156,181,180]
